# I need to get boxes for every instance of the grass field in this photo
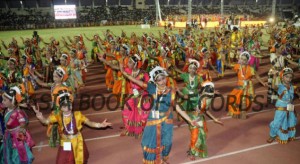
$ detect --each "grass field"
[0,25,270,60]
[0,25,163,52]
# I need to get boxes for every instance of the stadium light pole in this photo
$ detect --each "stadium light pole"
[188,0,192,25]
[155,0,162,25]
[221,0,224,18]
[271,0,276,19]
[36,0,39,8]
[5,0,8,9]
[20,1,24,9]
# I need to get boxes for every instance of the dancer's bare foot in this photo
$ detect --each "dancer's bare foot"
[189,156,196,161]
[187,154,195,161]
[120,131,126,137]
[267,137,275,143]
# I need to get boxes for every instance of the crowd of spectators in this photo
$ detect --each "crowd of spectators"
[0,4,288,30]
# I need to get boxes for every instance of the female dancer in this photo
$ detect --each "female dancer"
[19,54,36,99]
[267,68,299,144]
[119,54,150,138]
[227,51,267,119]
[0,86,35,164]
[2,58,22,88]
[174,59,203,112]
[33,88,112,164]
[83,34,101,63]
[69,49,84,90]
[185,81,223,160]
[98,44,131,107]
[31,66,70,147]
[121,66,199,164]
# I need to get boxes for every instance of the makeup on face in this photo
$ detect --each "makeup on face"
[239,55,248,65]
[155,75,167,86]
[283,74,293,85]
[2,95,12,108]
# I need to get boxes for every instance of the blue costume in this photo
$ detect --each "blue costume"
[269,83,297,144]
[141,82,176,163]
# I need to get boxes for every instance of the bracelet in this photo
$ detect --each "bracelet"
[40,118,49,125]
[95,122,101,128]
[142,82,147,88]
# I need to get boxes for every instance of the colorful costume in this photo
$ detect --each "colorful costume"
[269,83,297,144]
[70,58,84,88]
[228,64,255,118]
[47,85,70,147]
[141,82,176,163]
[47,111,89,164]
[0,108,35,164]
[248,39,261,71]
[267,53,286,104]
[186,95,210,158]
[180,73,203,111]
[122,68,150,137]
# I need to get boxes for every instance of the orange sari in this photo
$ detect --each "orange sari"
[104,44,114,90]
[112,54,130,106]
[228,64,255,117]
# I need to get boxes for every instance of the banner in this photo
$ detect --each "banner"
[54,5,77,20]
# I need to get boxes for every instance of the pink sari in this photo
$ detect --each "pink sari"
[248,55,260,71]
[122,68,150,137]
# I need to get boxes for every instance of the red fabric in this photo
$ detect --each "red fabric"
[56,141,89,164]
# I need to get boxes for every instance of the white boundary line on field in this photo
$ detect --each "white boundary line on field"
[182,136,300,164]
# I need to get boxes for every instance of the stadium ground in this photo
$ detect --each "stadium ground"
[1,25,299,164]
[29,57,300,164]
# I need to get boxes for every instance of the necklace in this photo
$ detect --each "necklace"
[153,86,167,112]
[189,74,195,88]
[62,113,74,135]
[63,111,72,117]
[157,85,167,94]
[240,65,248,79]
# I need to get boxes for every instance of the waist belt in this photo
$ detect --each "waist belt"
[276,107,287,111]
[146,110,172,126]
[61,133,79,140]
[7,126,21,132]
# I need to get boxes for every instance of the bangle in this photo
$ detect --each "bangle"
[143,82,147,88]
[41,119,49,125]
[95,123,101,128]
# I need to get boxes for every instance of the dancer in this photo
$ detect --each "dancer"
[119,54,150,138]
[0,86,35,164]
[186,81,223,160]
[227,51,267,119]
[121,66,200,164]
[267,68,299,144]
[31,67,70,147]
[33,89,112,164]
